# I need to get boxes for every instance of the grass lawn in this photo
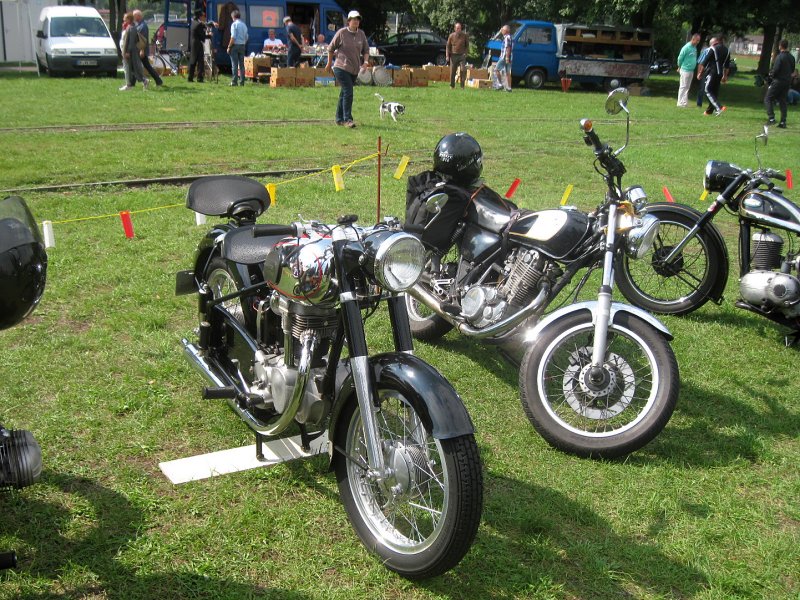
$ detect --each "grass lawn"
[0,67,798,599]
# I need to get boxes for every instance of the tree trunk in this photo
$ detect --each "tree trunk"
[758,23,777,75]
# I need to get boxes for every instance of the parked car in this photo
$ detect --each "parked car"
[35,6,118,77]
[375,31,447,66]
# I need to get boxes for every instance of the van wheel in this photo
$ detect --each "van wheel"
[524,68,546,90]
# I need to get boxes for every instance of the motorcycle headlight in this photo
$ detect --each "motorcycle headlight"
[704,160,743,192]
[624,185,648,211]
[363,231,425,292]
[625,213,660,259]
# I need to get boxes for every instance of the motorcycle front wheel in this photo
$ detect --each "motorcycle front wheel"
[334,387,482,579]
[615,209,725,315]
[519,312,679,459]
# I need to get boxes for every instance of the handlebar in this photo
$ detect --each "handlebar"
[580,119,604,153]
[579,118,626,180]
[761,168,786,181]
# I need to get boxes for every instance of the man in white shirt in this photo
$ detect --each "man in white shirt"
[262,29,285,51]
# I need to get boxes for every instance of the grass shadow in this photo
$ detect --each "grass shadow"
[0,471,313,599]
[422,470,708,598]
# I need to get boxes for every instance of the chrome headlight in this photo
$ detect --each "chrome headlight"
[623,185,648,211]
[363,231,425,292]
[625,213,660,259]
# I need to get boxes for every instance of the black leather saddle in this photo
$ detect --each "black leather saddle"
[186,175,270,219]
[221,225,287,266]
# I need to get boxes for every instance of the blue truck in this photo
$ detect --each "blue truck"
[161,0,346,67]
[484,20,654,90]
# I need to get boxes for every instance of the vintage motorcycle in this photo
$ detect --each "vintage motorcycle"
[615,127,800,345]
[175,177,483,579]
[403,89,680,459]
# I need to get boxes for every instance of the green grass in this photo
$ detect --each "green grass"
[0,69,798,599]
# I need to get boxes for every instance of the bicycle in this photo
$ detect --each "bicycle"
[150,39,184,76]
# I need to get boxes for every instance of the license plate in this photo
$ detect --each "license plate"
[76,59,97,66]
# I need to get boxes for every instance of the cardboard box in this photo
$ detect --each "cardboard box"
[466,68,489,80]
[295,67,315,82]
[466,78,492,89]
[423,65,445,81]
[409,68,429,87]
[270,67,296,87]
[392,69,410,87]
[245,56,271,80]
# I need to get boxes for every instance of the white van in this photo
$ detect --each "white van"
[35,6,118,77]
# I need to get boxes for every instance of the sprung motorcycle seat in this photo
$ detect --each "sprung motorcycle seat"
[186,175,270,218]
[221,225,287,266]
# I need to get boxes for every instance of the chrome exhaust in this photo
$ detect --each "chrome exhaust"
[181,334,318,437]
[406,284,550,339]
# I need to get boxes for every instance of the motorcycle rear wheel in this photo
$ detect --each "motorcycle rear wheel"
[204,256,246,325]
[519,312,679,459]
[335,388,482,579]
[615,209,724,315]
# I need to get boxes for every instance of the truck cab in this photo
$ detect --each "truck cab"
[485,20,653,90]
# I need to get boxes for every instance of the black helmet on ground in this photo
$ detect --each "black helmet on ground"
[0,196,47,331]
[433,132,483,186]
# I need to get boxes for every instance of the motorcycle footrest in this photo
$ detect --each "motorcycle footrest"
[202,386,237,400]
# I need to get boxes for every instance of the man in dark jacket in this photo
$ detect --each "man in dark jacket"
[188,9,211,82]
[284,15,303,67]
[697,36,730,116]
[765,39,797,128]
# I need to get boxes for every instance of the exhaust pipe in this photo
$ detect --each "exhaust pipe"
[181,334,318,437]
[406,283,550,339]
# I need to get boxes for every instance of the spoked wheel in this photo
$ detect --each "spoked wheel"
[405,250,458,341]
[203,256,245,325]
[615,208,725,315]
[519,312,679,459]
[335,388,483,579]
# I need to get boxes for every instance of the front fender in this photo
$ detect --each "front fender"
[328,352,475,458]
[525,301,673,343]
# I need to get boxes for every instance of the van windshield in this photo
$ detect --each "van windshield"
[50,17,109,37]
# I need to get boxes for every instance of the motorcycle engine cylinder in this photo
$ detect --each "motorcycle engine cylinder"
[501,249,544,307]
[751,231,783,270]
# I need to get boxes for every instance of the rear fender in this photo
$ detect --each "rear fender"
[326,352,475,467]
[524,300,674,344]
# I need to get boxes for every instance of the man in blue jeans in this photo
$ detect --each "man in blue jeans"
[227,10,248,86]
[325,10,369,128]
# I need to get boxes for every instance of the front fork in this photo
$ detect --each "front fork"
[590,203,617,373]
[333,233,416,480]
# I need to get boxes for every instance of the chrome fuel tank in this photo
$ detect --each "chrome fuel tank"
[739,190,800,235]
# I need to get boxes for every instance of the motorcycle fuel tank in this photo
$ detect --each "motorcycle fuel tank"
[508,208,591,259]
[739,190,800,235]
[263,235,336,305]
[465,186,515,234]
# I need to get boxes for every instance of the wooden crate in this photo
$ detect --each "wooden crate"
[270,67,296,87]
[409,68,429,87]
[466,68,489,80]
[244,56,272,80]
[466,78,492,89]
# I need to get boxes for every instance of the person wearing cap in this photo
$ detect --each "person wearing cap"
[284,15,303,67]
[326,10,370,128]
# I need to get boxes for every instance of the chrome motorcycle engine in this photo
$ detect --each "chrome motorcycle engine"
[740,231,800,317]
[460,249,546,328]
[251,351,328,425]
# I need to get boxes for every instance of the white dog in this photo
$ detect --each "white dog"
[375,93,405,122]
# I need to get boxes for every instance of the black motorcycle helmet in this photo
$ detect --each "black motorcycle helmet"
[433,132,483,186]
[0,197,47,331]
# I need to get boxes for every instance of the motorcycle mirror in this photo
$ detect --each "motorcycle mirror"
[755,125,768,170]
[604,87,631,157]
[425,193,449,215]
[604,87,629,115]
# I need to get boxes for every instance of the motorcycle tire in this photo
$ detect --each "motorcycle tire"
[614,207,726,315]
[519,311,679,459]
[405,294,454,341]
[203,256,247,325]
[334,387,483,579]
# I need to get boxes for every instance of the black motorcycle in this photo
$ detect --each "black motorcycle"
[175,177,483,579]
[615,126,800,345]
[403,89,680,459]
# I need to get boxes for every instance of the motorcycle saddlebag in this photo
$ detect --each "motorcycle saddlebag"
[405,170,471,252]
